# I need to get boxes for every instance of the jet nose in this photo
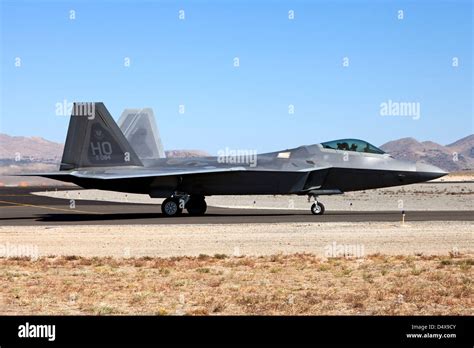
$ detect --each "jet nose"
[415,162,448,181]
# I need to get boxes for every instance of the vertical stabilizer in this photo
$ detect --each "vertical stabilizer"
[60,102,143,170]
[118,108,166,159]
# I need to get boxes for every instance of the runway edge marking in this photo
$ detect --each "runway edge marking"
[0,199,103,215]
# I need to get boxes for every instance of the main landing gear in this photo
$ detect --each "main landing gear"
[162,193,324,217]
[308,194,325,215]
[161,194,207,217]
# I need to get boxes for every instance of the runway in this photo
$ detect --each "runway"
[0,186,472,225]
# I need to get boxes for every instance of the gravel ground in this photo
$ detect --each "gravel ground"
[0,221,472,258]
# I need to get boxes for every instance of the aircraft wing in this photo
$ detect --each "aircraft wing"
[15,166,250,180]
[69,166,250,180]
[16,165,330,180]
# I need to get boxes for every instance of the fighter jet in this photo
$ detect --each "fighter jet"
[22,102,448,217]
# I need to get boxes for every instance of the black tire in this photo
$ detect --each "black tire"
[311,202,325,215]
[186,196,207,216]
[161,197,183,217]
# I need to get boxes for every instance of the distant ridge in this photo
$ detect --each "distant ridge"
[0,134,63,161]
[380,135,474,172]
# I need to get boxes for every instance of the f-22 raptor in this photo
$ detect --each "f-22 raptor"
[23,102,448,217]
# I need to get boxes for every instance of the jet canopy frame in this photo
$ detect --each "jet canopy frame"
[321,139,385,155]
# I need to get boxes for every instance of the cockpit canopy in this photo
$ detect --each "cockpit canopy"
[321,139,385,154]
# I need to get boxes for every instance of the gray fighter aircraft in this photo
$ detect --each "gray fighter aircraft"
[22,102,447,217]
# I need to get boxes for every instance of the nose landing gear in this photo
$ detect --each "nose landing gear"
[311,201,325,215]
[308,194,325,215]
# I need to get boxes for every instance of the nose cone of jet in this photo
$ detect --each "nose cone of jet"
[415,162,448,181]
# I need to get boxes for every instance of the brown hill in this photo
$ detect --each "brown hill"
[380,135,474,172]
[0,134,63,161]
[446,134,474,159]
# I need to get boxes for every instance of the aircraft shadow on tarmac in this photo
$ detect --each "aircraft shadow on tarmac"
[2,210,401,223]
[0,210,466,224]
[32,212,313,222]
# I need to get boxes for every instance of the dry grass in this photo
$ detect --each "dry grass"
[0,253,471,315]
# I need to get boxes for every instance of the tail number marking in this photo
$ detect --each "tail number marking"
[90,141,113,160]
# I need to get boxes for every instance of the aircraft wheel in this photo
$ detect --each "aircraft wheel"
[186,196,207,216]
[161,197,183,217]
[311,202,325,215]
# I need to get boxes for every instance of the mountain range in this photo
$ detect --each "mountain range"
[379,134,473,172]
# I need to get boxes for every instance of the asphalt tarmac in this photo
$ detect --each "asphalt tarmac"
[0,186,472,226]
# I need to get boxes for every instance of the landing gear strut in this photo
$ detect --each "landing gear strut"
[161,194,207,217]
[308,194,325,215]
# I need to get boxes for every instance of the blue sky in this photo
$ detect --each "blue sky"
[1,0,472,154]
